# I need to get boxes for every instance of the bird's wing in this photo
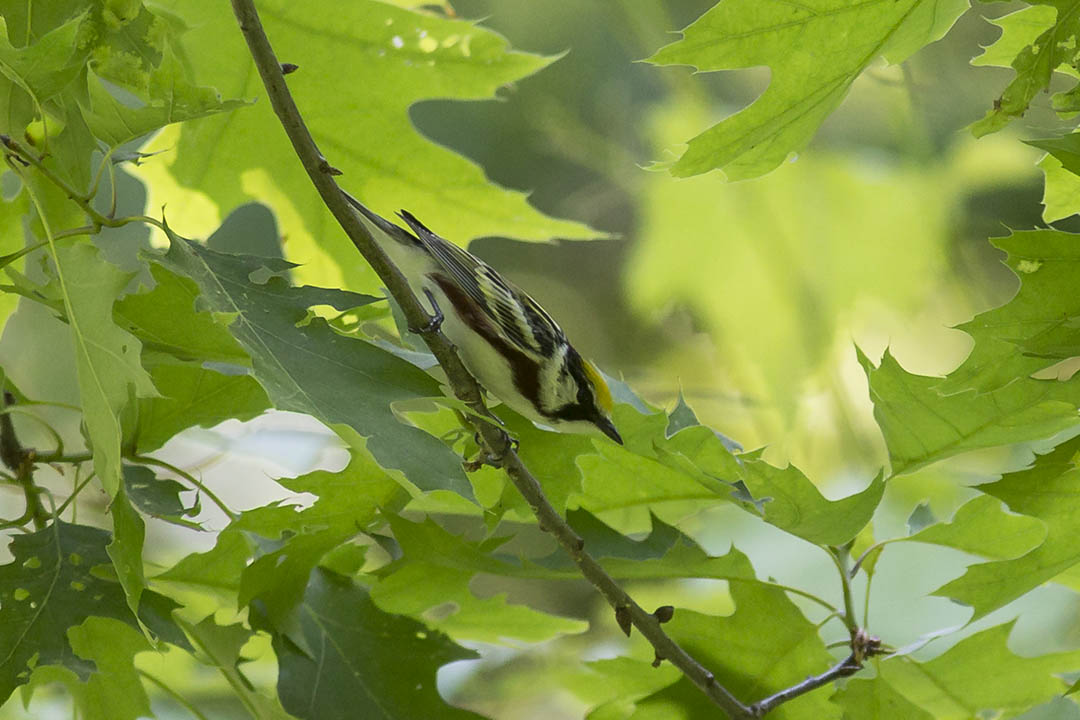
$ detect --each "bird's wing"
[397,210,563,357]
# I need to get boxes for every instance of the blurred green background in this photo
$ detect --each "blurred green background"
[6,1,1080,718]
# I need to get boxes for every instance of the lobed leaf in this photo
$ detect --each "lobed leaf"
[932,434,1080,619]
[260,568,486,720]
[645,0,968,178]
[0,522,188,705]
[858,347,1080,476]
[135,0,598,291]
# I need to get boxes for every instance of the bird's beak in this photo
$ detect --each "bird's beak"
[597,417,623,445]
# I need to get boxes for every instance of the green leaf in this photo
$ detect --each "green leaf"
[936,229,1080,395]
[1040,152,1080,223]
[134,363,269,452]
[971,5,1058,72]
[261,568,486,720]
[156,232,473,499]
[122,463,196,521]
[932,435,1080,619]
[178,615,298,720]
[373,514,587,644]
[159,449,401,609]
[832,676,934,720]
[80,51,248,148]
[858,347,1080,477]
[635,557,838,719]
[114,262,250,366]
[739,456,884,546]
[906,494,1046,560]
[1027,133,1080,177]
[0,15,86,136]
[880,622,1080,717]
[0,521,188,705]
[645,0,968,178]
[136,0,597,292]
[49,241,158,496]
[971,1,1080,137]
[22,618,154,720]
[106,484,146,617]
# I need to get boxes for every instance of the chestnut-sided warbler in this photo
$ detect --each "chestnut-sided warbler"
[344,192,622,444]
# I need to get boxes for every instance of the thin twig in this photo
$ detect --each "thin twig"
[828,545,859,633]
[227,2,869,715]
[751,653,862,716]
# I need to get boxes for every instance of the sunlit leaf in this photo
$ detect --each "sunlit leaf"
[971,1,1080,137]
[880,622,1080,717]
[937,229,1080,395]
[49,241,158,497]
[906,494,1046,561]
[21,618,154,720]
[645,0,967,178]
[740,456,883,546]
[858,348,1080,476]
[134,0,598,291]
[932,435,1080,619]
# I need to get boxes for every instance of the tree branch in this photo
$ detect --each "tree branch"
[227,2,870,715]
[1,391,48,530]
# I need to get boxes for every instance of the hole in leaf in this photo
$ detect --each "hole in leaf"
[22,556,40,569]
[70,581,86,592]
[69,553,82,565]
[13,588,29,601]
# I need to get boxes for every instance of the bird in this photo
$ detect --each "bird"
[343,191,622,445]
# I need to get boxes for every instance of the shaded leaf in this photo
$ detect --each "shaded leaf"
[106,484,146,617]
[134,363,269,453]
[261,568,486,720]
[49,241,158,497]
[832,676,934,720]
[0,521,187,704]
[122,463,197,521]
[179,615,298,720]
[21,618,154,720]
[634,554,838,719]
[80,51,247,148]
[157,233,473,498]
[114,262,250,366]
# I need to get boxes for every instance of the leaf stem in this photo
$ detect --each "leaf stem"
[1,135,168,234]
[138,669,213,720]
[828,545,859,633]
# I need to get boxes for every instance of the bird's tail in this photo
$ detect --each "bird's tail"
[341,190,422,247]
